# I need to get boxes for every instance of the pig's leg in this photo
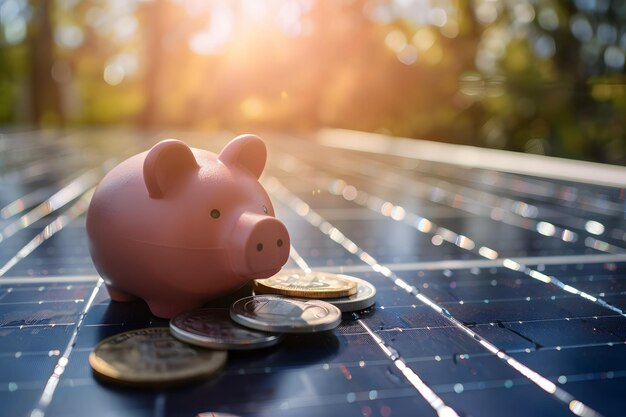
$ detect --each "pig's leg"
[106,285,138,302]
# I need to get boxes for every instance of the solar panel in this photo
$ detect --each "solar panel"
[1,129,625,417]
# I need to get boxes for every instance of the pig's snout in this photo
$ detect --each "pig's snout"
[231,212,290,278]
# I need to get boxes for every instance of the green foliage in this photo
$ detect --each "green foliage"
[0,0,624,163]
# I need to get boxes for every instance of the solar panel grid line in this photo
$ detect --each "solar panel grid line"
[0,276,100,284]
[1,186,62,220]
[0,133,137,231]
[426,368,626,398]
[276,148,604,250]
[327,180,626,316]
[0,323,76,331]
[278,266,620,410]
[583,237,626,254]
[357,319,461,417]
[0,188,95,277]
[378,289,625,307]
[344,150,625,218]
[287,242,461,417]
[266,175,605,417]
[353,312,596,334]
[438,161,623,215]
[309,253,626,274]
[292,152,624,290]
[399,338,624,360]
[29,278,104,417]
[310,206,461,221]
[268,158,626,326]
[0,299,85,307]
[488,183,621,217]
[461,164,598,195]
[391,175,589,238]
[329,149,622,250]
[0,167,104,243]
[0,349,77,359]
[272,148,577,248]
[268,154,626,317]
[329,150,626,252]
[388,161,620,217]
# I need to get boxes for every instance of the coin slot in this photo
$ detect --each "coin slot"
[257,243,264,252]
[262,205,268,214]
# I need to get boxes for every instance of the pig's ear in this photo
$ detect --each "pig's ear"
[143,139,199,198]
[218,134,266,179]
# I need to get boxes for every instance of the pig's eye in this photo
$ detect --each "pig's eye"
[210,209,221,219]
[262,205,268,214]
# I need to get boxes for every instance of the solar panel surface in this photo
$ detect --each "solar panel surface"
[1,129,625,417]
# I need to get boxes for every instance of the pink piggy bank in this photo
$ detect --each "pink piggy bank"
[86,134,290,318]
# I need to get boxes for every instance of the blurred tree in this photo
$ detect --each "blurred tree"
[0,0,623,163]
[138,0,165,128]
[461,0,625,163]
[28,0,63,124]
[1,1,33,122]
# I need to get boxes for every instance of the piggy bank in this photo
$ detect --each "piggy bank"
[86,134,290,318]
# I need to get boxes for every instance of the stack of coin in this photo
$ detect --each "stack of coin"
[90,308,284,388]
[253,270,377,313]
[90,270,375,388]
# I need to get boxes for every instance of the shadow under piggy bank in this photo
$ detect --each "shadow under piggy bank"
[98,298,167,330]
[96,282,257,338]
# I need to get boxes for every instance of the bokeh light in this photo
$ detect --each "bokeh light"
[0,0,624,164]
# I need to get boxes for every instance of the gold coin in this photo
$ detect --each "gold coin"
[89,327,227,387]
[254,270,358,299]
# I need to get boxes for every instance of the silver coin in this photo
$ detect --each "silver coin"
[170,308,283,350]
[230,295,342,333]
[323,276,377,312]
